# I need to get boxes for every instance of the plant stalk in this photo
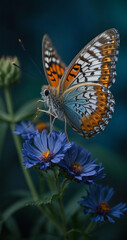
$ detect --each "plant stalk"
[83,221,97,240]
[4,87,63,234]
[53,168,69,240]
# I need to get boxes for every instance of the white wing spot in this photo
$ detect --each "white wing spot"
[45,63,49,68]
[94,42,102,47]
[45,50,50,56]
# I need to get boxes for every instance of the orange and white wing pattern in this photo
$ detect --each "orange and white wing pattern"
[60,29,119,138]
[63,84,115,138]
[42,34,66,88]
[60,28,119,93]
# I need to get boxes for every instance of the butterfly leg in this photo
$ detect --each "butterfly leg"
[27,99,45,128]
[64,116,69,142]
[27,99,56,128]
[48,105,58,131]
[50,115,58,131]
[39,109,56,118]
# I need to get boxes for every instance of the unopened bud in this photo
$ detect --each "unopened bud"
[0,56,20,88]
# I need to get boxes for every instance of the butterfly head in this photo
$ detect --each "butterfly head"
[41,85,51,106]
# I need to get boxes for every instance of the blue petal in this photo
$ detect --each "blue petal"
[105,187,114,202]
[41,130,48,150]
[107,215,115,223]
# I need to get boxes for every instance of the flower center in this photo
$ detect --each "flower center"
[41,150,54,163]
[35,122,48,133]
[70,162,82,175]
[96,201,110,215]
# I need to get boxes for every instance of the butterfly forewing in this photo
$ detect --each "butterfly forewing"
[60,28,119,93]
[42,34,66,88]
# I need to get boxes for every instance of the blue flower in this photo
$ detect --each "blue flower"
[58,143,105,183]
[14,121,38,140]
[22,130,71,170]
[78,184,127,223]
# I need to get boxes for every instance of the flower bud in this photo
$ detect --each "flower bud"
[0,56,20,88]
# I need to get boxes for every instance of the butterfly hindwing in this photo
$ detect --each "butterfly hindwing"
[63,84,115,138]
[42,34,66,88]
[60,28,119,93]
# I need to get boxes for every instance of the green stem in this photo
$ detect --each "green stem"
[4,87,38,199]
[4,87,63,235]
[83,221,97,240]
[53,168,69,239]
[61,178,70,190]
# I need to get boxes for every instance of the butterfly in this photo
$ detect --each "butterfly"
[39,28,119,139]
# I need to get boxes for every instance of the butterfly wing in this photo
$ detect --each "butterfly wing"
[42,34,66,88]
[59,29,119,138]
[60,28,119,93]
[62,84,115,138]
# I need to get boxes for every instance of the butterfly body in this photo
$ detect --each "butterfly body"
[41,85,65,121]
[41,29,119,138]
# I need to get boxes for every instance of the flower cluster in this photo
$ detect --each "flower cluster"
[14,121,127,224]
[14,121,105,183]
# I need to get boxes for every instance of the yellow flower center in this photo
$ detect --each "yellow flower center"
[41,150,53,163]
[96,201,110,215]
[70,162,82,175]
[42,151,50,158]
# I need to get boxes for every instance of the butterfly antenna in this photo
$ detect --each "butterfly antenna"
[12,62,37,79]
[18,38,44,78]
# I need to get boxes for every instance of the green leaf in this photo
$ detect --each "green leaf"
[0,110,11,122]
[14,98,43,122]
[25,191,59,207]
